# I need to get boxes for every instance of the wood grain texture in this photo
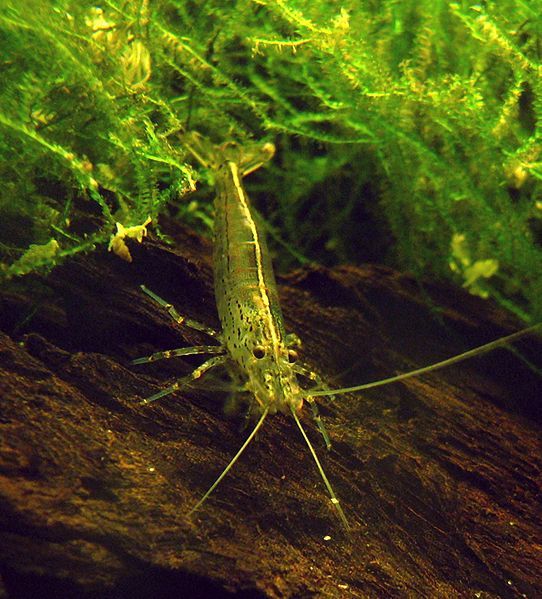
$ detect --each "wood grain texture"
[0,224,541,599]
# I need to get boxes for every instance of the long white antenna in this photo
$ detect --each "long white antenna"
[187,407,269,517]
[290,408,350,530]
[308,323,542,398]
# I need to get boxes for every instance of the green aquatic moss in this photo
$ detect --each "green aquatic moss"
[1,0,541,321]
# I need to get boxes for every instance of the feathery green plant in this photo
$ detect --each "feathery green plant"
[1,0,541,322]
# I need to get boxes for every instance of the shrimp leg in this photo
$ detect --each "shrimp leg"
[140,355,228,405]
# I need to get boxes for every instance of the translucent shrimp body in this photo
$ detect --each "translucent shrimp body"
[212,145,304,417]
[136,137,348,527]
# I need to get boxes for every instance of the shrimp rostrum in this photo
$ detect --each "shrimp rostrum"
[133,134,542,529]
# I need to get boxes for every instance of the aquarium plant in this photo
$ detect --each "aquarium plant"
[0,0,541,321]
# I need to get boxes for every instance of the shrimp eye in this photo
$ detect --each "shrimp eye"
[287,349,298,363]
[252,346,265,359]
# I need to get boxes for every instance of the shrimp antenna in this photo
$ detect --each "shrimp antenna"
[290,408,350,530]
[187,407,269,517]
[307,322,542,398]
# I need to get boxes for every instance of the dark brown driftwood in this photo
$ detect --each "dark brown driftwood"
[0,226,541,599]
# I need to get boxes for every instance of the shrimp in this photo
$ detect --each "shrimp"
[133,134,542,529]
